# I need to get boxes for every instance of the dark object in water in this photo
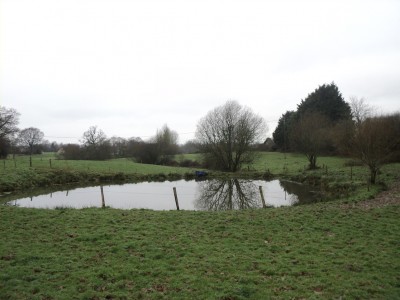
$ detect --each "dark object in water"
[195,171,208,177]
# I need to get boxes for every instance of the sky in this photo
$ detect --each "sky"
[1,0,399,144]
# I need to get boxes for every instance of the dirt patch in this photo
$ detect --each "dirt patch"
[342,180,400,210]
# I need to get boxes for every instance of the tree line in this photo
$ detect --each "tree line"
[272,83,400,183]
[1,82,399,183]
[0,111,199,167]
[59,124,184,165]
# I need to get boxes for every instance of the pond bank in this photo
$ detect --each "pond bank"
[0,167,273,193]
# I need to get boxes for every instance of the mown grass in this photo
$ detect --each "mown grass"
[1,202,399,299]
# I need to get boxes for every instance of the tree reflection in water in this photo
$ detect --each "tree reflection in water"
[195,179,262,211]
[278,180,320,205]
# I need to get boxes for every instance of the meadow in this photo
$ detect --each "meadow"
[0,152,399,299]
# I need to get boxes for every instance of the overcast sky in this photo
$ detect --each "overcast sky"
[1,0,399,144]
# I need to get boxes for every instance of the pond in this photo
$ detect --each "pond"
[3,179,322,211]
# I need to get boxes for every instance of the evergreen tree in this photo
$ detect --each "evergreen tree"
[297,82,351,122]
[272,111,296,150]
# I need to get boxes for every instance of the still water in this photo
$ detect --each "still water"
[5,179,322,211]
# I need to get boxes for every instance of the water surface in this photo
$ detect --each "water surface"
[5,179,322,210]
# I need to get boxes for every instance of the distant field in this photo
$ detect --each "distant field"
[0,153,195,175]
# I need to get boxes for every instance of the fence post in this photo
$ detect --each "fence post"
[30,156,32,167]
[3,160,5,170]
[173,187,180,211]
[100,186,105,208]
[259,186,267,208]
[49,159,52,168]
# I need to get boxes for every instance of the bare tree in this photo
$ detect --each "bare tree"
[349,96,374,125]
[0,106,20,139]
[18,127,44,154]
[81,126,107,146]
[350,113,400,184]
[18,127,44,166]
[109,136,127,157]
[0,106,20,158]
[195,100,267,172]
[153,124,179,164]
[290,112,331,169]
[81,126,111,160]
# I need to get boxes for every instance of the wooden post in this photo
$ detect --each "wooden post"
[173,187,180,211]
[100,186,105,208]
[3,160,5,170]
[49,159,52,168]
[259,186,267,208]
[30,156,32,167]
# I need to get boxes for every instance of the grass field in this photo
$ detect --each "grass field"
[0,154,198,192]
[1,197,399,299]
[0,153,194,175]
[1,152,399,299]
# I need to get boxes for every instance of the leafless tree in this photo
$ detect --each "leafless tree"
[0,106,20,158]
[153,124,179,163]
[195,100,267,172]
[18,127,44,155]
[109,136,128,157]
[350,113,400,184]
[18,127,44,166]
[0,106,20,139]
[81,126,111,160]
[349,96,374,125]
[290,112,331,169]
[81,126,107,146]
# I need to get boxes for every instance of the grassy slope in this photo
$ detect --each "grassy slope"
[1,152,399,299]
[0,154,197,192]
[1,202,399,299]
[1,154,193,175]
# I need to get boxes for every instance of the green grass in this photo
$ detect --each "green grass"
[1,152,399,298]
[2,152,399,198]
[1,153,194,175]
[0,154,200,192]
[1,202,399,299]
